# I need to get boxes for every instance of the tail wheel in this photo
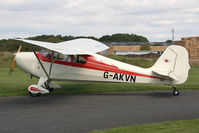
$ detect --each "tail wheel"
[173,90,180,96]
[172,85,180,96]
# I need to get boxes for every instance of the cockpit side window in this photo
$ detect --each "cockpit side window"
[41,50,52,58]
[64,55,72,62]
[54,53,72,62]
[73,55,86,64]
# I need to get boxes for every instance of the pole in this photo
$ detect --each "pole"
[172,28,174,45]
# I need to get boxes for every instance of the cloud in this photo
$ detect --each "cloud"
[0,0,199,41]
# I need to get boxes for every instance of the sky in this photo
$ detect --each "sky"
[0,0,199,41]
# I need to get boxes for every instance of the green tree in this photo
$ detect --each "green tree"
[0,33,150,52]
[165,40,172,43]
[99,33,148,42]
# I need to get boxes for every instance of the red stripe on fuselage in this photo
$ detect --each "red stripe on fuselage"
[37,53,162,79]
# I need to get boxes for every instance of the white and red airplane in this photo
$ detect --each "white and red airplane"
[10,38,190,97]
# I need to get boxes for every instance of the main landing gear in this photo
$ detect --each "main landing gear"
[28,77,60,97]
[172,85,180,96]
[28,84,53,97]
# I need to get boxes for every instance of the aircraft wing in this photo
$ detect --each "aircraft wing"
[16,38,109,55]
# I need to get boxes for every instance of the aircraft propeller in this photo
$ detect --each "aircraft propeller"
[9,45,22,76]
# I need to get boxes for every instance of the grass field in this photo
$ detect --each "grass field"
[0,52,199,96]
[1,53,199,133]
[0,66,198,96]
[91,119,199,133]
[0,52,14,67]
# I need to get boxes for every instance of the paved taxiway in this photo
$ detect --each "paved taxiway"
[0,90,199,133]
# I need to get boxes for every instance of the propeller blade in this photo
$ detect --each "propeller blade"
[9,45,22,76]
[16,45,22,53]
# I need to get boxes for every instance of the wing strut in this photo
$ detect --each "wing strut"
[49,51,54,77]
[32,48,49,79]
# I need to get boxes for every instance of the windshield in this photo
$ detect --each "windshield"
[41,49,52,58]
[40,49,71,62]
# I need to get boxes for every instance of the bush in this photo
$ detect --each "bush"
[140,44,151,51]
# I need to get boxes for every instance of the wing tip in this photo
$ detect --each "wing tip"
[12,38,25,41]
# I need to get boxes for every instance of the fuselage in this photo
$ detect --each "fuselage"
[16,52,172,85]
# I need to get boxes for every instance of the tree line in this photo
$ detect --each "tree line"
[0,33,149,52]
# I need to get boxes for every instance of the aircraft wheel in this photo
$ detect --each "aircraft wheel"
[173,90,180,96]
[48,88,54,92]
[29,91,41,97]
[44,83,54,92]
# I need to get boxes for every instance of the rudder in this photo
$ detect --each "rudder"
[151,45,190,84]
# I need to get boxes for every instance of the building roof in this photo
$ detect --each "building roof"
[104,42,171,46]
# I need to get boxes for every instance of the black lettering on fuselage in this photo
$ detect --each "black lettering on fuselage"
[104,71,109,79]
[119,74,124,81]
[113,73,119,80]
[103,72,136,82]
[130,75,136,82]
[125,74,130,81]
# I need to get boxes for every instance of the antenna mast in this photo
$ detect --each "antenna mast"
[172,28,174,45]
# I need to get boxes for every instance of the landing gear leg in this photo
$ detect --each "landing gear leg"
[172,85,180,96]
[44,82,54,92]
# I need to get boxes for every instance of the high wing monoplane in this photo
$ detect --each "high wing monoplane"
[11,38,190,97]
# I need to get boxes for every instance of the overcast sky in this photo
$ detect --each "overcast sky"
[0,0,199,41]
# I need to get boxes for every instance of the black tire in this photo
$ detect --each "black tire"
[48,88,54,92]
[173,90,180,96]
[29,91,41,97]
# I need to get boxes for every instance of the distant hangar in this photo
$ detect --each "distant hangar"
[105,42,168,56]
[104,36,199,58]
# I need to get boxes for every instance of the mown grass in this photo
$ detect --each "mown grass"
[1,52,198,133]
[0,52,198,96]
[0,52,14,67]
[0,66,198,96]
[91,119,199,133]
[0,67,37,96]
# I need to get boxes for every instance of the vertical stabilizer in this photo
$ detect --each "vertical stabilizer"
[151,45,190,84]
